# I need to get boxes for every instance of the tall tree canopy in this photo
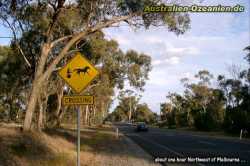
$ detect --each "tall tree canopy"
[0,0,191,130]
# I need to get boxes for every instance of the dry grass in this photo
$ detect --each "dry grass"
[0,124,157,166]
[0,125,118,166]
[45,126,128,166]
[0,127,76,166]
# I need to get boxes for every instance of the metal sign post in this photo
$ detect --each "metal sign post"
[58,52,99,166]
[77,106,81,166]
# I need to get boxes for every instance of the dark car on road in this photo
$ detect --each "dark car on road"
[135,122,148,132]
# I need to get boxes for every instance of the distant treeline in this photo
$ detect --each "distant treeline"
[160,46,250,134]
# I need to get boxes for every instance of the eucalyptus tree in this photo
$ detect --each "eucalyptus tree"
[0,46,28,122]
[55,31,152,126]
[160,103,172,121]
[134,103,156,124]
[219,46,250,132]
[117,89,142,122]
[0,0,191,131]
[162,70,225,130]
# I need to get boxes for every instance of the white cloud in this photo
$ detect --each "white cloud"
[183,72,192,79]
[144,36,163,43]
[104,0,249,113]
[167,46,200,56]
[139,35,201,67]
[189,13,235,35]
[147,70,170,86]
[152,60,162,66]
[113,35,130,45]
[165,56,180,65]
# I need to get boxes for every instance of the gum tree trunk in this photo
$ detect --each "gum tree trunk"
[23,15,134,131]
[85,105,89,125]
[53,86,64,127]
[23,44,50,131]
[38,99,43,132]
[23,81,40,131]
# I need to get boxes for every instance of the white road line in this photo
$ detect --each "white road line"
[198,141,216,146]
[134,134,205,166]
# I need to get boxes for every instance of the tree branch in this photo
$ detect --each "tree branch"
[0,15,32,67]
[41,13,137,82]
[16,43,32,67]
[46,0,66,42]
[82,82,101,94]
[51,35,73,48]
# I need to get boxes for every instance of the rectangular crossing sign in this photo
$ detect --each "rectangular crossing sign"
[63,95,94,105]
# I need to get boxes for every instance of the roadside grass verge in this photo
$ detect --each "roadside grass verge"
[45,125,125,165]
[0,126,76,166]
[80,132,113,151]
[46,125,119,153]
[0,124,157,166]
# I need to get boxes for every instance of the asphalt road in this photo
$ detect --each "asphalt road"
[116,123,250,166]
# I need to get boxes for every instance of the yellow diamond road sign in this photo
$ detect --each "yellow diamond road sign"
[58,52,99,93]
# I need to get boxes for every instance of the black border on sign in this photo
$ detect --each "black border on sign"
[58,52,100,94]
[62,95,95,106]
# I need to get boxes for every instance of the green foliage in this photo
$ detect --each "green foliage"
[117,94,139,119]
[244,46,250,65]
[0,46,27,122]
[216,47,250,133]
[161,70,225,131]
[80,32,152,91]
[0,29,152,126]
[79,32,152,125]
[223,107,249,133]
[116,0,191,32]
[133,103,156,123]
[0,0,191,42]
[126,50,152,90]
[160,46,250,134]
[195,70,214,85]
[107,95,156,124]
[106,106,127,122]
[0,0,191,129]
[193,111,219,131]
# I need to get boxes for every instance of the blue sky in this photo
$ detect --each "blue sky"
[0,0,249,113]
[0,25,12,45]
[104,0,250,113]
